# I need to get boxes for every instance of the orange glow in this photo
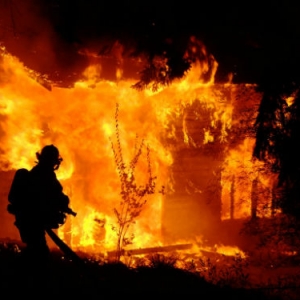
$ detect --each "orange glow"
[221,138,278,220]
[214,244,247,258]
[0,41,276,257]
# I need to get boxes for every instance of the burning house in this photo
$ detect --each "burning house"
[0,39,278,256]
[1,1,296,260]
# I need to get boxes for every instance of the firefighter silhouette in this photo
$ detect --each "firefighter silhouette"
[8,145,72,260]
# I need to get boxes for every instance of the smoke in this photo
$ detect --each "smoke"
[0,0,88,85]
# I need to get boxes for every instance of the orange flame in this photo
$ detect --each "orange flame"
[0,40,276,256]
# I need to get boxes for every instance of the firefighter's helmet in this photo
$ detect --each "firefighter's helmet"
[36,145,62,169]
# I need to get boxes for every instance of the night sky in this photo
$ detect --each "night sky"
[1,0,300,85]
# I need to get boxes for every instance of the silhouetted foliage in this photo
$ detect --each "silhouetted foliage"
[0,242,289,298]
[253,84,300,218]
[110,103,163,260]
[132,40,192,91]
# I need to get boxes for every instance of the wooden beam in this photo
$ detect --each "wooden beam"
[107,243,193,258]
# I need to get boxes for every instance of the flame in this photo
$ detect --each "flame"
[0,40,276,256]
[214,244,247,258]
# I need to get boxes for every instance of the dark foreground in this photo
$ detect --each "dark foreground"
[0,243,283,299]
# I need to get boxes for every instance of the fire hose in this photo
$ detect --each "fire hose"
[45,209,83,266]
[45,228,83,265]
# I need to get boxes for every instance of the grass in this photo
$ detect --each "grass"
[0,241,289,299]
